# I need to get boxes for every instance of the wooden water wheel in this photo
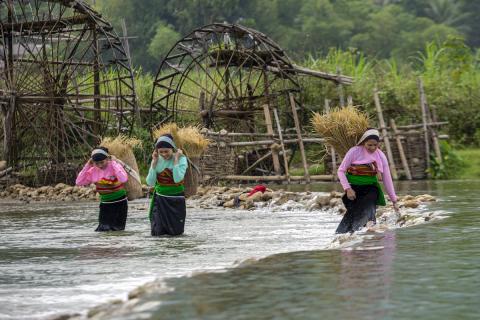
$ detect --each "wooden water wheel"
[151,23,302,132]
[0,0,136,181]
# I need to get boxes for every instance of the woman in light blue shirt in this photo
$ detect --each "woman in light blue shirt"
[146,134,188,236]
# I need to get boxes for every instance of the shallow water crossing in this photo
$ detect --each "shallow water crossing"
[0,180,478,320]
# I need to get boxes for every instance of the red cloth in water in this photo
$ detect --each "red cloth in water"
[248,185,266,197]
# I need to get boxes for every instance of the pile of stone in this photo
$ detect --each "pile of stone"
[0,183,97,202]
[188,186,436,215]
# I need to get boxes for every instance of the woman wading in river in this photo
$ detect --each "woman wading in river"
[146,134,188,236]
[336,128,400,234]
[76,147,129,231]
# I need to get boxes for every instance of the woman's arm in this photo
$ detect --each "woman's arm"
[379,151,398,202]
[173,156,188,183]
[111,160,128,183]
[75,161,93,186]
[337,148,355,190]
[146,163,158,187]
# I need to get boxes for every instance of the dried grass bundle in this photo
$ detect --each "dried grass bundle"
[100,135,143,200]
[100,135,142,158]
[311,106,369,156]
[153,123,209,158]
[152,123,180,147]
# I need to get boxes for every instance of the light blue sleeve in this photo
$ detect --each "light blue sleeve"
[173,156,188,183]
[146,163,159,186]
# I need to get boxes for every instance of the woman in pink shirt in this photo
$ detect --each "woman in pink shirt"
[76,147,129,231]
[336,129,400,234]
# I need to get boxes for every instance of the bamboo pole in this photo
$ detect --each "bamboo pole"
[418,79,430,173]
[324,99,337,181]
[263,104,281,175]
[228,138,324,147]
[378,121,448,130]
[223,175,333,181]
[289,93,310,183]
[374,88,398,180]
[273,108,290,183]
[390,119,412,180]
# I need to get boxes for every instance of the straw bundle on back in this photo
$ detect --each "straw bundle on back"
[152,123,209,158]
[101,135,143,200]
[311,106,369,157]
[153,124,209,197]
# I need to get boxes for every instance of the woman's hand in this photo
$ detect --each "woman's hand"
[152,149,159,161]
[151,149,159,168]
[393,201,400,213]
[174,149,183,163]
[346,188,356,200]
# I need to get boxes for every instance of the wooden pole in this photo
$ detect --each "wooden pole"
[273,108,290,183]
[390,119,412,180]
[241,151,272,175]
[337,67,345,107]
[223,175,333,182]
[289,93,310,183]
[324,99,337,181]
[347,95,353,106]
[92,23,101,135]
[262,104,281,175]
[418,79,430,173]
[427,104,442,163]
[374,88,398,180]
[121,18,141,126]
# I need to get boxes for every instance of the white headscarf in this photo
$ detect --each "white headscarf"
[356,129,380,145]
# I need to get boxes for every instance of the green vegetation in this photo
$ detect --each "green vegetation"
[94,0,479,71]
[456,148,480,179]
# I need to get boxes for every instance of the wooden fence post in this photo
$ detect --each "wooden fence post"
[374,88,398,180]
[390,119,412,180]
[289,93,310,183]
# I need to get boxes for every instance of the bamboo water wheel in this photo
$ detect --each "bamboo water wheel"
[0,0,136,183]
[151,23,302,132]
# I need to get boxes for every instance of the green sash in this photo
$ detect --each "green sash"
[346,173,386,206]
[99,189,127,203]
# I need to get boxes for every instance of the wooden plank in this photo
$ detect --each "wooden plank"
[289,93,310,182]
[390,119,412,180]
[374,88,398,180]
[273,108,290,183]
[263,104,281,175]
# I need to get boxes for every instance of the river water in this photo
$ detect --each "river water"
[0,180,478,319]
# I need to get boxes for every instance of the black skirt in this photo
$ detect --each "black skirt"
[96,196,128,232]
[151,193,186,236]
[335,184,378,234]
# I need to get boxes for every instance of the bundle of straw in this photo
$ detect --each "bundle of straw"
[152,123,209,158]
[311,106,369,157]
[100,135,143,200]
[152,123,210,197]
